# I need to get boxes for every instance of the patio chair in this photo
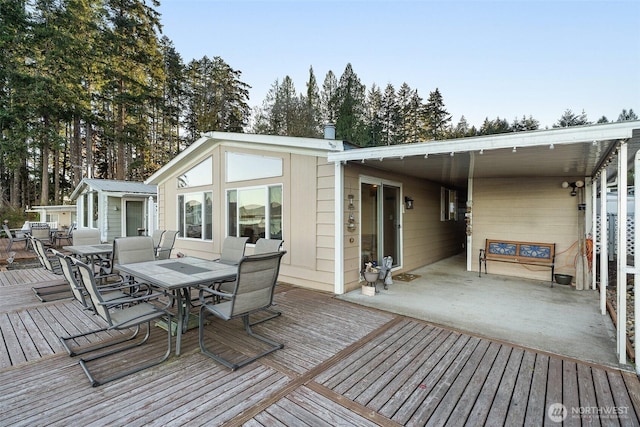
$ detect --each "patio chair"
[51,249,131,310]
[30,223,52,246]
[2,224,28,252]
[198,251,286,370]
[155,230,178,260]
[54,222,76,246]
[70,228,100,245]
[151,229,165,252]
[101,236,156,278]
[245,238,285,325]
[216,236,250,265]
[30,235,70,302]
[62,256,172,387]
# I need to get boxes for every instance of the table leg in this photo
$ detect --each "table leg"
[175,291,183,356]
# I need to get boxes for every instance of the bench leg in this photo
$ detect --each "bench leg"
[550,265,555,288]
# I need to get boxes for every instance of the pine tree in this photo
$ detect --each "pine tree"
[380,83,399,145]
[334,64,366,145]
[364,84,383,146]
[554,109,590,128]
[424,88,451,140]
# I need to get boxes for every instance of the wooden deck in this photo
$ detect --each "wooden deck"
[1,267,640,426]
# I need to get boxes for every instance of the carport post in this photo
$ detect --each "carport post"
[599,172,608,316]
[617,141,627,365]
[635,149,640,374]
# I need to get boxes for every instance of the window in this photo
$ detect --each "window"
[227,185,282,244]
[178,192,213,240]
[226,152,283,182]
[440,187,457,221]
[177,157,212,188]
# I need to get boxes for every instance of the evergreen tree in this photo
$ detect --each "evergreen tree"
[424,88,451,140]
[511,115,539,132]
[364,84,383,146]
[334,64,366,144]
[380,83,399,145]
[320,70,338,124]
[617,108,637,122]
[554,109,590,127]
[300,66,322,137]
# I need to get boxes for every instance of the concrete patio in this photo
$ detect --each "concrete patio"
[339,253,625,370]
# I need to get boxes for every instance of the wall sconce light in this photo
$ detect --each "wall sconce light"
[114,205,120,211]
[562,180,584,196]
[348,194,354,210]
[404,196,414,210]
[347,212,356,231]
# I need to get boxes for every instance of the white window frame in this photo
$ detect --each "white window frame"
[226,184,283,243]
[177,191,213,241]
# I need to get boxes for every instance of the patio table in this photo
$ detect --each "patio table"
[116,257,237,355]
[63,244,113,272]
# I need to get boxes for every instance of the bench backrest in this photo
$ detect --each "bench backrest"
[484,239,555,263]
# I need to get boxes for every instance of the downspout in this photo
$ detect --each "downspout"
[334,161,345,294]
[617,141,627,365]
[599,172,608,316]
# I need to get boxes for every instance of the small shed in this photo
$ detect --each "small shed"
[70,179,157,242]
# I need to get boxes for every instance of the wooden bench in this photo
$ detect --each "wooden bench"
[479,239,556,286]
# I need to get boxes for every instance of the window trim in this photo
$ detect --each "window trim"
[226,184,283,244]
[177,191,213,241]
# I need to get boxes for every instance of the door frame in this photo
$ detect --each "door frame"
[359,174,404,272]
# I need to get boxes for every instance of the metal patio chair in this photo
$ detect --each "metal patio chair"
[101,236,156,278]
[198,251,286,370]
[54,222,76,246]
[70,228,101,245]
[30,223,52,246]
[151,229,165,252]
[51,249,131,311]
[2,224,28,252]
[242,238,285,325]
[30,235,70,302]
[155,230,178,260]
[62,256,172,387]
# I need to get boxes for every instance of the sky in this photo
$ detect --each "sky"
[156,0,640,130]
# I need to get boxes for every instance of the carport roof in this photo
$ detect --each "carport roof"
[328,121,640,188]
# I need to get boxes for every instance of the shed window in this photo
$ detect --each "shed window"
[178,192,213,240]
[227,185,282,244]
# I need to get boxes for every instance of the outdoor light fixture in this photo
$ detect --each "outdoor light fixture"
[347,212,356,231]
[562,180,584,196]
[347,194,354,210]
[404,196,414,210]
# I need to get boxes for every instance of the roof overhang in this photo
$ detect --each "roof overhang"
[328,121,640,188]
[146,131,344,185]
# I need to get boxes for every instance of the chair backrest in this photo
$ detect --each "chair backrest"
[223,251,286,319]
[151,229,165,249]
[30,224,50,240]
[156,230,178,260]
[71,257,112,325]
[219,236,249,265]
[64,222,77,237]
[253,238,284,255]
[3,224,14,241]
[72,228,101,245]
[31,236,60,274]
[51,249,87,307]
[113,236,156,266]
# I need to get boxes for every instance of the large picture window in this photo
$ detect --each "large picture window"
[178,192,213,240]
[227,185,282,244]
[177,157,212,188]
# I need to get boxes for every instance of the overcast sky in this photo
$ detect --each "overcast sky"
[157,0,640,130]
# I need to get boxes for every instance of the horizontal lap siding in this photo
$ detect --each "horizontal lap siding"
[473,177,579,281]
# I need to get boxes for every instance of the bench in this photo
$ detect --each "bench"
[479,239,556,286]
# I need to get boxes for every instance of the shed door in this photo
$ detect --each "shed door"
[125,200,144,236]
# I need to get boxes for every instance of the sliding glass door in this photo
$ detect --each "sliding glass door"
[360,179,401,269]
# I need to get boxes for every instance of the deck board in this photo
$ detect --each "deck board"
[0,267,638,426]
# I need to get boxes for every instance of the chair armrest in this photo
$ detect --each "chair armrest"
[199,287,231,305]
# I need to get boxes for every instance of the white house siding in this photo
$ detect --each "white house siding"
[472,176,580,281]
[342,164,464,292]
